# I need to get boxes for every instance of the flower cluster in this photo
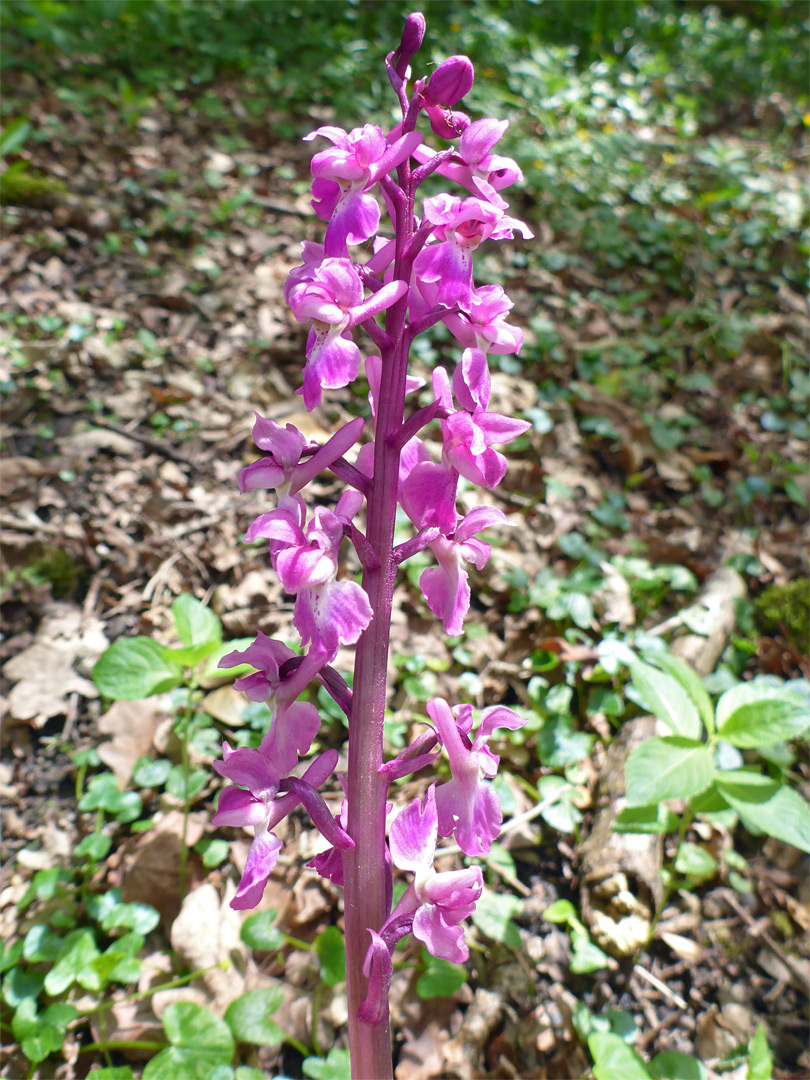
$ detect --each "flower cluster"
[213,11,532,1043]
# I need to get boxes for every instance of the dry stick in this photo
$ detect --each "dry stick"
[92,417,195,466]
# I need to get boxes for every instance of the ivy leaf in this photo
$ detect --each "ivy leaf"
[471,889,521,947]
[93,638,184,700]
[416,949,467,999]
[302,1048,352,1080]
[314,927,346,987]
[142,1002,234,1080]
[588,1032,651,1080]
[240,909,283,952]
[224,987,285,1047]
[625,737,714,807]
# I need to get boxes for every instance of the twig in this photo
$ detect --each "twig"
[93,418,195,466]
[633,962,688,1010]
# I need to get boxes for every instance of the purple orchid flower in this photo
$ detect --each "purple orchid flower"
[213,746,342,909]
[388,784,483,962]
[442,284,523,356]
[238,414,364,497]
[287,257,407,409]
[433,355,531,489]
[426,698,526,856]
[412,117,523,209]
[414,194,533,309]
[305,124,422,257]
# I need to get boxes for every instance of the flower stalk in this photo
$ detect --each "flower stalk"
[212,13,532,1078]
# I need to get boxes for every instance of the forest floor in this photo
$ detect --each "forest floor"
[1,6,809,1079]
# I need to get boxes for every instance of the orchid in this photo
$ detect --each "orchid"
[211,15,533,1076]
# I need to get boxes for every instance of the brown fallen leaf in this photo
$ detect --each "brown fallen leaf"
[97,698,168,786]
[169,882,245,1014]
[119,811,206,927]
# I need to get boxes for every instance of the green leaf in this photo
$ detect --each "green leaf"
[12,997,38,1041]
[314,926,346,987]
[628,659,702,739]
[75,832,112,861]
[471,889,521,947]
[416,950,467,999]
[240,909,283,952]
[0,117,33,158]
[200,638,256,682]
[2,966,44,1007]
[195,838,230,868]
[87,1069,136,1079]
[165,765,208,801]
[715,771,810,853]
[100,901,160,935]
[23,923,62,962]
[93,637,184,700]
[643,651,715,735]
[715,683,809,748]
[673,842,717,880]
[224,987,285,1047]
[78,773,142,822]
[746,1024,773,1080]
[143,1002,234,1080]
[570,933,610,973]
[302,1048,351,1080]
[589,1032,651,1080]
[172,594,222,649]
[650,1050,707,1079]
[625,737,714,807]
[543,899,579,928]
[132,756,173,788]
[613,804,680,834]
[44,928,100,996]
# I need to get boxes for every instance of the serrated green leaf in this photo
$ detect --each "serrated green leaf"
[716,683,809,748]
[240,908,283,952]
[314,926,346,987]
[225,988,285,1046]
[628,659,702,739]
[625,737,714,807]
[172,595,222,649]
[650,1050,707,1079]
[643,651,715,735]
[715,771,810,853]
[302,1047,351,1080]
[589,1032,651,1080]
[93,637,184,700]
[613,804,680,834]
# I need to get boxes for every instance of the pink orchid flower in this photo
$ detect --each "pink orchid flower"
[305,124,422,256]
[388,784,483,963]
[427,698,526,856]
[287,257,407,410]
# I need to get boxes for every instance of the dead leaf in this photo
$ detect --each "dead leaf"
[120,811,206,926]
[169,882,245,1014]
[97,698,167,786]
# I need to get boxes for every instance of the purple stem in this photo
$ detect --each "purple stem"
[342,101,421,1080]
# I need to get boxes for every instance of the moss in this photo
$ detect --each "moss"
[754,578,810,650]
[0,169,69,209]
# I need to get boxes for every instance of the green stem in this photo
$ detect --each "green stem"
[82,1039,168,1053]
[76,963,224,1017]
[647,805,695,945]
[177,680,196,899]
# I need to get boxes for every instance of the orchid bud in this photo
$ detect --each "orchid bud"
[423,54,474,107]
[392,11,426,78]
[425,104,470,140]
